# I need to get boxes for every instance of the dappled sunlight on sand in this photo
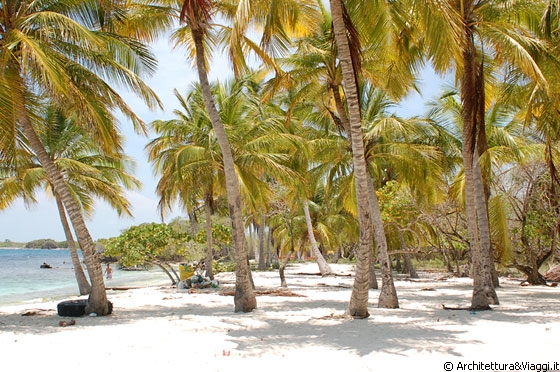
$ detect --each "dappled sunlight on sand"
[1,263,559,371]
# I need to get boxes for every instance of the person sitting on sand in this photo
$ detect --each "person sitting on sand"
[105,263,113,279]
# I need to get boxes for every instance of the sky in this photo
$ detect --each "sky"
[0,37,447,243]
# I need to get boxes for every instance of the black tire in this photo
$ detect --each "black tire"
[57,299,113,317]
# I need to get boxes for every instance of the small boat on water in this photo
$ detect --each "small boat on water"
[40,262,52,269]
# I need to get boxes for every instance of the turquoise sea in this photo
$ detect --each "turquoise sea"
[0,248,171,306]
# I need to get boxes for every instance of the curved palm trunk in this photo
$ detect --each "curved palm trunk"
[192,29,256,312]
[154,261,178,285]
[54,191,91,295]
[204,197,214,279]
[330,0,373,318]
[333,79,379,289]
[17,103,108,315]
[460,19,497,310]
[367,178,397,305]
[303,199,334,275]
[368,180,399,307]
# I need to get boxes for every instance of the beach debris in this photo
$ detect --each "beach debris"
[314,312,348,320]
[58,319,76,327]
[21,309,53,316]
[57,299,113,317]
[177,275,218,290]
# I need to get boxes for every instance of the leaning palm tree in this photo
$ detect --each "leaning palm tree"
[1,103,141,295]
[179,0,256,312]
[39,105,141,294]
[177,0,325,311]
[0,0,162,314]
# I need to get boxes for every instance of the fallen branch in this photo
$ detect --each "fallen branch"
[21,309,54,316]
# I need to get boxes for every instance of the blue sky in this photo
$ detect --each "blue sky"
[0,38,448,243]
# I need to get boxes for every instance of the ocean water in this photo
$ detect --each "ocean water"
[0,248,171,306]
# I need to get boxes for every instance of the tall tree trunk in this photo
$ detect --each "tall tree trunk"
[475,59,499,289]
[303,199,334,275]
[54,191,91,295]
[17,97,108,315]
[472,145,499,304]
[258,214,267,271]
[398,230,418,279]
[330,0,374,318]
[192,30,256,312]
[368,246,379,289]
[204,197,214,279]
[266,227,274,268]
[368,179,398,307]
[460,17,496,310]
[332,74,379,290]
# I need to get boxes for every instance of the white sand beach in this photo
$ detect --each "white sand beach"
[1,263,559,372]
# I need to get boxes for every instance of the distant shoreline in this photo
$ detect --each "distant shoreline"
[0,246,68,250]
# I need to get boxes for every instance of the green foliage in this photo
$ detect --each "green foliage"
[377,181,419,225]
[0,240,25,248]
[195,223,233,248]
[212,259,237,274]
[103,223,202,268]
[25,239,61,249]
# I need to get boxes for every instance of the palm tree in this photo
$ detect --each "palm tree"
[1,103,141,295]
[40,106,140,294]
[416,0,551,310]
[0,0,162,314]
[177,0,327,311]
[148,86,225,280]
[279,0,406,306]
[179,0,256,312]
[516,1,560,264]
[328,0,378,318]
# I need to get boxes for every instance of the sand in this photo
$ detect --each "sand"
[1,263,559,372]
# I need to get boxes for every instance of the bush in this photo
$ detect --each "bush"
[103,223,200,268]
[213,259,236,274]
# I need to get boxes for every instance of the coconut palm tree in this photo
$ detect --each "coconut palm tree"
[0,0,163,314]
[176,0,326,311]
[415,0,551,310]
[515,1,560,263]
[327,0,378,318]
[1,103,141,295]
[277,0,406,307]
[148,86,225,280]
[178,0,257,312]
